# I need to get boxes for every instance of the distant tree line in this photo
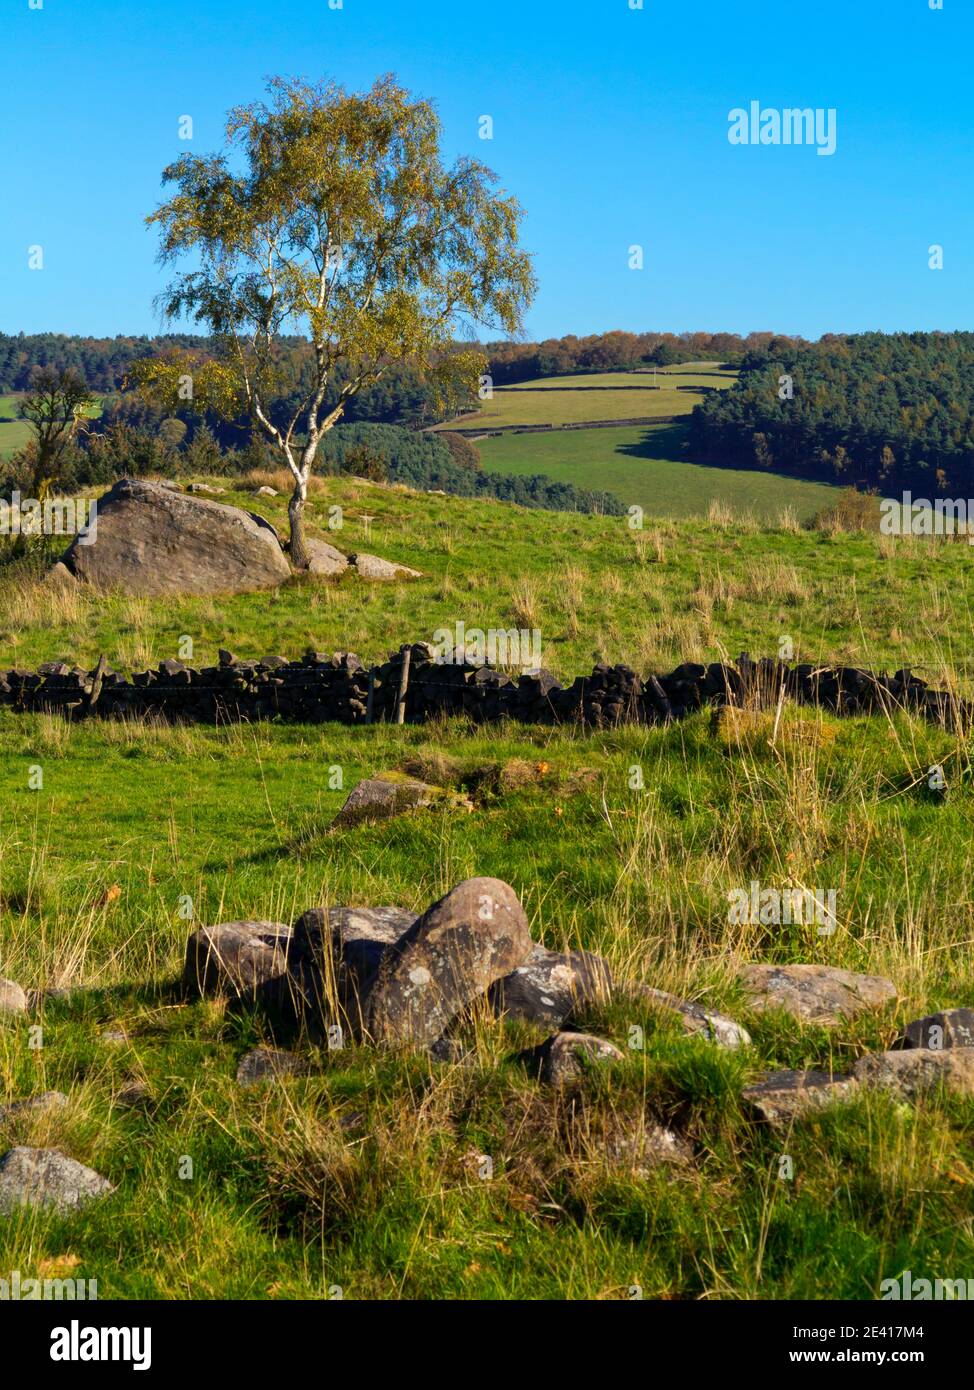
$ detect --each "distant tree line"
[483,330,801,384]
[687,331,974,493]
[0,328,804,400]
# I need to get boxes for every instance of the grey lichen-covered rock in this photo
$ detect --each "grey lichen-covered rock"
[899,1008,974,1051]
[489,945,612,1027]
[259,906,419,1037]
[0,979,28,1016]
[0,1147,114,1213]
[741,1069,859,1125]
[365,877,533,1048]
[739,964,897,1024]
[538,1031,625,1086]
[0,1092,68,1123]
[236,1046,310,1088]
[183,920,293,1001]
[329,776,439,831]
[351,552,422,581]
[852,1047,974,1099]
[304,538,349,577]
[62,478,291,596]
[329,775,472,832]
[632,984,751,1048]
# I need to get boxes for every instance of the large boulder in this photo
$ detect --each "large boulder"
[0,1147,114,1213]
[365,877,533,1047]
[62,479,291,596]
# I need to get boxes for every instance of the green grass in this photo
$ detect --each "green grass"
[1,474,973,1300]
[2,474,968,681]
[478,422,840,522]
[0,708,971,1299]
[438,366,737,430]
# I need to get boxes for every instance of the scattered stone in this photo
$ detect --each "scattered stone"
[539,1031,625,1086]
[304,538,349,578]
[183,920,293,1001]
[351,552,422,581]
[61,479,291,597]
[43,562,79,589]
[100,1029,129,1045]
[365,877,533,1048]
[254,486,278,497]
[740,964,897,1024]
[900,1008,974,1051]
[236,1046,310,1088]
[588,1115,693,1175]
[186,482,226,495]
[489,945,612,1027]
[115,1081,151,1110]
[329,775,471,831]
[0,1092,68,1123]
[741,1069,859,1125]
[428,1036,477,1066]
[632,984,751,1048]
[852,1047,974,1099]
[0,979,27,1016]
[0,1147,114,1214]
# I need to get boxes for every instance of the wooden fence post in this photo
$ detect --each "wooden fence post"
[395,646,411,726]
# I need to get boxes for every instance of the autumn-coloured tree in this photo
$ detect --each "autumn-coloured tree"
[18,365,93,494]
[134,75,535,565]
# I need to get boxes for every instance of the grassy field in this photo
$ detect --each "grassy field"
[477,422,840,523]
[0,392,104,460]
[1,476,973,1300]
[1,473,973,680]
[0,701,972,1298]
[439,366,737,431]
[0,395,33,460]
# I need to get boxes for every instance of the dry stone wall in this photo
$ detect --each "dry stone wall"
[0,646,967,729]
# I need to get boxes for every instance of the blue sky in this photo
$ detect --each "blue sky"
[2,0,970,342]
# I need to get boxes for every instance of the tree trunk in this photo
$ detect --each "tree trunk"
[288,481,309,569]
